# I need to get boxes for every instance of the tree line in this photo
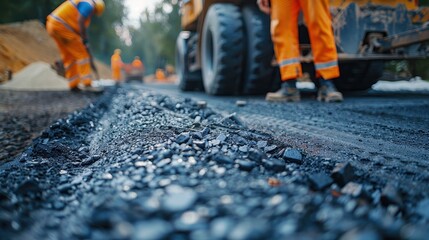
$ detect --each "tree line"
[126,0,181,74]
[0,0,180,74]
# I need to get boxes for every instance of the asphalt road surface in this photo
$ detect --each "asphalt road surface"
[0,83,428,240]
[0,90,100,163]
[145,83,429,193]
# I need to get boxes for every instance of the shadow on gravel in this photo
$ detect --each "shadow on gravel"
[345,90,429,98]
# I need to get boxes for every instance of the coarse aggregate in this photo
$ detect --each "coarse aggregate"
[1,84,429,240]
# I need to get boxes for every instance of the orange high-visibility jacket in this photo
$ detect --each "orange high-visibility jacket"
[46,0,97,88]
[132,59,144,70]
[156,69,166,81]
[47,0,94,35]
[111,53,123,80]
[111,53,123,70]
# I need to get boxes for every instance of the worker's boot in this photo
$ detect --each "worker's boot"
[266,80,301,102]
[85,87,104,93]
[317,79,344,103]
[82,84,104,93]
[70,87,81,93]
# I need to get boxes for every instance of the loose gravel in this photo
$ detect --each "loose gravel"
[0,89,101,163]
[0,85,428,240]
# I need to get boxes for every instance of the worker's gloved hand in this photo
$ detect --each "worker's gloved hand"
[258,0,271,15]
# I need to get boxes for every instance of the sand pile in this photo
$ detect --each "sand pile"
[0,21,59,74]
[0,20,111,83]
[0,62,69,91]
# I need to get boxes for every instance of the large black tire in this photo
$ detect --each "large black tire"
[176,32,203,91]
[335,61,384,91]
[241,5,275,95]
[202,4,244,95]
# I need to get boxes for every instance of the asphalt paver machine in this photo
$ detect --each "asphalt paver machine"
[176,0,429,95]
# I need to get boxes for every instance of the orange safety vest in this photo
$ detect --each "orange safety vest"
[156,69,166,81]
[111,53,123,70]
[132,59,144,70]
[48,0,94,35]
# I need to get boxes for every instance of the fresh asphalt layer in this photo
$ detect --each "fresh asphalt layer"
[0,83,428,239]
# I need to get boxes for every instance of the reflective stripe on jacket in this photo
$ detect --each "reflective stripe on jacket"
[48,0,94,35]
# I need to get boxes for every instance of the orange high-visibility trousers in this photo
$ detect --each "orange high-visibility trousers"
[111,54,123,81]
[46,19,92,88]
[270,0,340,81]
[156,69,166,81]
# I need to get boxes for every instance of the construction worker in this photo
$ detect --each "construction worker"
[111,49,123,81]
[258,0,344,102]
[131,56,144,72]
[46,0,105,91]
[156,69,167,82]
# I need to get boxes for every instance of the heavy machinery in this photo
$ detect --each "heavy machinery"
[176,0,429,95]
[124,66,145,83]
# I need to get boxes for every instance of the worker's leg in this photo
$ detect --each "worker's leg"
[266,0,301,102]
[112,67,121,81]
[299,0,340,80]
[300,0,343,102]
[67,40,92,87]
[270,0,302,81]
[57,42,82,89]
[77,58,92,87]
[46,21,80,89]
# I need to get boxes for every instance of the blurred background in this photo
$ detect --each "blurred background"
[0,0,180,75]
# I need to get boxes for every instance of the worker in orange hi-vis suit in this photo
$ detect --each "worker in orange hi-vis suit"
[46,0,105,91]
[156,69,167,81]
[131,56,144,71]
[258,0,344,103]
[111,49,123,81]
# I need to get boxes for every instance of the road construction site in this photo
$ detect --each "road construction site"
[1,1,429,239]
[1,82,429,239]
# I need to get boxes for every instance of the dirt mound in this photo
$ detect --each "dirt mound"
[0,21,58,75]
[0,20,111,82]
[0,62,69,91]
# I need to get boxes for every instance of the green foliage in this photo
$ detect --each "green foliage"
[89,0,127,63]
[411,60,429,79]
[0,0,63,24]
[122,0,181,74]
[420,0,429,6]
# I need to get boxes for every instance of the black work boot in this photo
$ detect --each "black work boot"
[266,80,301,102]
[317,79,344,103]
[70,87,81,93]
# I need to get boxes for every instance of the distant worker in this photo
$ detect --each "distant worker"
[131,56,144,72]
[47,0,105,91]
[165,64,175,77]
[258,0,344,102]
[111,49,124,81]
[156,69,166,81]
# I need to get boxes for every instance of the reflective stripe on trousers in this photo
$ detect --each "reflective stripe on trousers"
[270,0,340,81]
[315,60,338,71]
[46,20,92,88]
[49,14,78,35]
